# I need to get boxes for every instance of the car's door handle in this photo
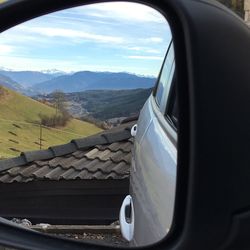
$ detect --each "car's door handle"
[119,195,134,241]
[131,124,137,137]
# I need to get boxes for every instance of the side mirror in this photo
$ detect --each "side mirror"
[0,1,250,250]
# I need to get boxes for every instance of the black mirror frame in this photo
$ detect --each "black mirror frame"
[0,0,250,249]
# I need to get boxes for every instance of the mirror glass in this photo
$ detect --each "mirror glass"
[0,2,176,247]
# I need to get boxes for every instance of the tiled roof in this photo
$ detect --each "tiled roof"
[0,122,135,183]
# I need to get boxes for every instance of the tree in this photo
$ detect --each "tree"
[38,90,71,128]
[52,90,66,116]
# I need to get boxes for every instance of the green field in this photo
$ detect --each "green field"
[0,87,102,159]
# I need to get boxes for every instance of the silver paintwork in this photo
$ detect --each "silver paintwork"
[119,39,177,246]
[130,95,177,246]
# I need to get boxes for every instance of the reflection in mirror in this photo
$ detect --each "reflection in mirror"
[0,2,175,247]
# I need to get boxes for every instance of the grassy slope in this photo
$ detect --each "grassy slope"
[0,87,102,158]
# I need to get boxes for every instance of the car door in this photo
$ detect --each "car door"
[120,41,178,246]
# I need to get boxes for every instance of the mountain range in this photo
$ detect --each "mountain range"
[0,74,36,96]
[0,70,156,95]
[33,71,156,93]
[0,70,61,88]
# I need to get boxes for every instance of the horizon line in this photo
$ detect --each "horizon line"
[0,67,157,78]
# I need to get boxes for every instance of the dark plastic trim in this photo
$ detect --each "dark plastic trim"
[0,0,250,250]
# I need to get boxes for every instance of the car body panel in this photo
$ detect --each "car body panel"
[130,95,177,246]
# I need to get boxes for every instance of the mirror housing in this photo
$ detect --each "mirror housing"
[0,0,250,249]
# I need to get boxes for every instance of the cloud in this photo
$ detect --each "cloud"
[48,14,115,26]
[20,26,124,44]
[81,2,166,23]
[0,2,169,77]
[0,55,83,72]
[146,49,161,54]
[0,54,160,76]
[0,44,13,55]
[146,37,163,43]
[127,47,161,54]
[126,55,163,60]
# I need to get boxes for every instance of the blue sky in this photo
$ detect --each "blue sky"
[0,2,171,77]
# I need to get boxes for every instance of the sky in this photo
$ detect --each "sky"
[0,2,172,77]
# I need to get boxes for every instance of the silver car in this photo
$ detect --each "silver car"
[120,40,178,246]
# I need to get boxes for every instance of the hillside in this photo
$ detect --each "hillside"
[0,86,102,159]
[39,88,152,121]
[34,71,156,93]
[0,74,25,92]
[0,73,37,96]
[71,89,152,120]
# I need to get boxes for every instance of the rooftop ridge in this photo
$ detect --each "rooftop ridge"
[0,122,135,173]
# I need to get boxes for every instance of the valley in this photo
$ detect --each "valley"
[36,88,152,121]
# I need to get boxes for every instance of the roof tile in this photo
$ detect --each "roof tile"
[44,167,65,180]
[96,140,133,153]
[59,168,77,179]
[112,161,129,174]
[48,156,77,169]
[92,171,105,179]
[0,157,26,172]
[32,165,51,179]
[92,149,112,161]
[84,148,100,158]
[76,169,92,179]
[0,122,134,182]
[80,159,101,172]
[109,141,132,153]
[6,166,22,176]
[72,150,88,159]
[10,175,23,183]
[21,149,54,163]
[70,157,89,170]
[19,164,40,177]
[102,130,131,144]
[106,172,121,179]
[49,143,77,157]
[72,135,108,150]
[110,151,130,164]
[0,174,15,183]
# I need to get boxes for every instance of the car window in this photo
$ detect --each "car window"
[160,60,175,114]
[154,43,177,131]
[155,42,174,107]
[165,72,178,129]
